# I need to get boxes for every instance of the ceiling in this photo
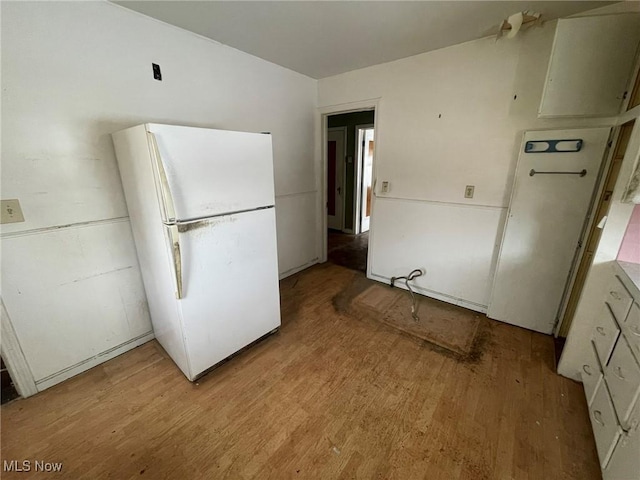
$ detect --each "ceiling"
[114,1,614,79]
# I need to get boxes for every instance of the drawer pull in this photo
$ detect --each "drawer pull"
[629,325,640,337]
[596,326,606,336]
[583,364,592,375]
[610,291,622,300]
[593,410,605,426]
[613,366,625,380]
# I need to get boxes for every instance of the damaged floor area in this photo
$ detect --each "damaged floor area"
[1,263,599,479]
[333,274,484,360]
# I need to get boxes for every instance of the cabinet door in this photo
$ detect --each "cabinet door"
[604,432,640,480]
[581,341,603,406]
[539,14,640,118]
[623,302,640,361]
[590,381,623,468]
[592,304,621,367]
[604,397,640,480]
[606,276,633,324]
[605,336,640,428]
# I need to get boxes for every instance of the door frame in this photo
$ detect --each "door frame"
[555,56,640,336]
[354,124,375,235]
[1,300,38,398]
[553,122,629,336]
[317,98,380,268]
[327,126,348,232]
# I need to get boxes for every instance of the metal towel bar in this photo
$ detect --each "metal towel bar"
[529,169,587,177]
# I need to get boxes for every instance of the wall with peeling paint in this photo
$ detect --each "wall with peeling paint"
[1,1,318,391]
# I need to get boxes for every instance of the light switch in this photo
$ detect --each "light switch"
[464,185,475,199]
[381,181,390,193]
[1,199,25,224]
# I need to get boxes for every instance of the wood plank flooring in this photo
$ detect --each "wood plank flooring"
[328,231,368,273]
[1,263,600,479]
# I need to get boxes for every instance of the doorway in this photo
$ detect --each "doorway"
[556,120,636,338]
[356,125,374,234]
[325,109,375,273]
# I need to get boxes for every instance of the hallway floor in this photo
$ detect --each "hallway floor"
[327,230,369,273]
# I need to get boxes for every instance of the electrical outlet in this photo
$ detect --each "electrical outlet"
[381,181,390,193]
[1,199,25,224]
[464,185,475,198]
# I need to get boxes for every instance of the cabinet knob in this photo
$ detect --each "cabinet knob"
[613,366,625,380]
[583,364,592,375]
[596,326,606,336]
[593,410,605,426]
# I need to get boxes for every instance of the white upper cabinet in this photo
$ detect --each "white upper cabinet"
[539,14,640,118]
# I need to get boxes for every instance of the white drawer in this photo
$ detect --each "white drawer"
[593,304,621,366]
[581,341,603,406]
[604,432,640,480]
[622,302,640,363]
[590,381,623,467]
[604,398,640,480]
[606,276,633,324]
[626,395,640,436]
[605,336,640,429]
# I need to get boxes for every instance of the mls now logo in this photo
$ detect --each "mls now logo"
[3,460,63,472]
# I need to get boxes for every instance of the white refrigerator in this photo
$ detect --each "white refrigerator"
[112,123,281,380]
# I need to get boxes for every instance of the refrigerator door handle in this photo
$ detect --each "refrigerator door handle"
[148,132,178,223]
[166,224,183,299]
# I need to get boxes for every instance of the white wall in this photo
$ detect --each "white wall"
[1,1,318,392]
[318,17,619,311]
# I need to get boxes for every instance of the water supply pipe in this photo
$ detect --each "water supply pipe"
[390,269,424,321]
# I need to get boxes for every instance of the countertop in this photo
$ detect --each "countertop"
[617,260,640,294]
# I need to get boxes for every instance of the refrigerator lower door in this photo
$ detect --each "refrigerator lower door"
[177,208,281,379]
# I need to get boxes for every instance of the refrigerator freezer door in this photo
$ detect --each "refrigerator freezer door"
[147,124,275,221]
[177,208,281,378]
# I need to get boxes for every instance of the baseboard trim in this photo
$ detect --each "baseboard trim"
[279,258,319,280]
[368,272,488,314]
[34,332,155,392]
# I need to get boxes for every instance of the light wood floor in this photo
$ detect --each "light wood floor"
[1,263,600,479]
